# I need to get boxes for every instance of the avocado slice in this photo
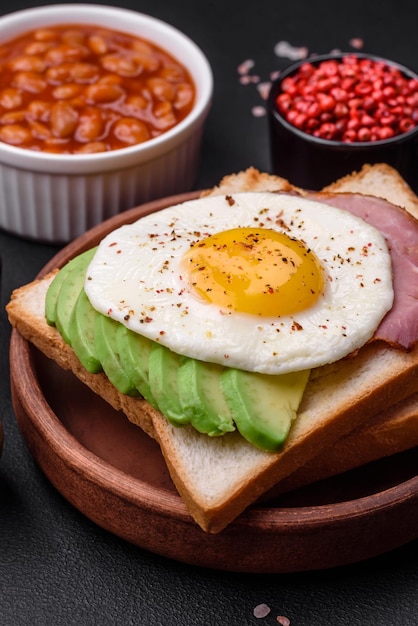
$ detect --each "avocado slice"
[221,368,310,451]
[94,314,139,396]
[116,325,158,407]
[177,358,235,436]
[147,343,189,425]
[45,252,89,326]
[69,288,103,374]
[53,248,97,346]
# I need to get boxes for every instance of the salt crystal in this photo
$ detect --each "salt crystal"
[350,38,364,49]
[253,603,271,618]
[257,81,272,100]
[238,59,255,75]
[251,105,267,117]
[274,40,309,61]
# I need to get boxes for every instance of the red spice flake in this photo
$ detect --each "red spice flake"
[291,321,303,331]
[159,330,165,335]
[275,217,291,231]
[108,241,118,247]
[140,316,153,323]
[225,194,236,206]
[253,604,271,618]
[107,308,113,315]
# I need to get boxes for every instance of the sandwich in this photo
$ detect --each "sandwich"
[6,163,418,533]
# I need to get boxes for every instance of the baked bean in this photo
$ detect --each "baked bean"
[159,66,187,83]
[24,41,54,56]
[70,63,99,83]
[174,83,194,110]
[50,102,78,138]
[0,24,195,152]
[125,94,148,115]
[0,124,32,145]
[46,62,98,85]
[75,108,104,142]
[61,29,86,46]
[29,120,51,140]
[98,74,123,86]
[1,110,26,124]
[45,44,89,66]
[46,64,73,84]
[88,35,108,56]
[131,40,154,56]
[101,53,140,77]
[52,84,83,100]
[147,77,175,101]
[132,52,160,73]
[8,55,45,73]
[85,82,124,104]
[113,117,150,144]
[13,71,47,94]
[77,141,107,153]
[26,100,51,121]
[34,29,58,42]
[0,88,22,109]
[152,101,176,129]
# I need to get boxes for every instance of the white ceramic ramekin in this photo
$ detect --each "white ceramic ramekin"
[0,4,213,242]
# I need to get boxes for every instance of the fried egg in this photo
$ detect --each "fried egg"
[84,192,394,375]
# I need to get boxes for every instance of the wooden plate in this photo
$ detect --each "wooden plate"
[9,192,418,574]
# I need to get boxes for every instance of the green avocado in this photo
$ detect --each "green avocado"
[53,248,97,346]
[45,252,89,326]
[69,288,103,374]
[221,368,310,451]
[116,325,158,407]
[147,342,189,425]
[177,358,235,436]
[94,313,139,396]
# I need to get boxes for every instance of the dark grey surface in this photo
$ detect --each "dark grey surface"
[1,1,418,624]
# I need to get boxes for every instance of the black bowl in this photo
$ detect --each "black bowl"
[268,52,418,192]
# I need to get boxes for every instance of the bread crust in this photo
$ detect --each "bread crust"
[7,163,418,532]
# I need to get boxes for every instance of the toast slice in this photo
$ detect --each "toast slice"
[7,163,418,533]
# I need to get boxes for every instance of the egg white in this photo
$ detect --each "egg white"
[84,192,394,375]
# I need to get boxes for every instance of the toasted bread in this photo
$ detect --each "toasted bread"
[7,163,418,533]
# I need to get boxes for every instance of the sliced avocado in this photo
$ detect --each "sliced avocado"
[177,358,235,436]
[221,368,310,451]
[147,343,189,425]
[53,248,97,346]
[69,288,103,374]
[94,314,139,396]
[116,325,158,407]
[45,255,84,326]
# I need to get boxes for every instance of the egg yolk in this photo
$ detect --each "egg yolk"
[182,227,324,316]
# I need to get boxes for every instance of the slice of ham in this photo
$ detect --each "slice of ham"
[306,192,418,351]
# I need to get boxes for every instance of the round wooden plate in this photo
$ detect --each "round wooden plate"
[9,192,418,574]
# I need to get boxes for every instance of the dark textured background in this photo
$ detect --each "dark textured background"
[1,1,418,624]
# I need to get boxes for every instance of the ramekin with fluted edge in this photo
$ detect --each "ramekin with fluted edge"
[0,4,213,242]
